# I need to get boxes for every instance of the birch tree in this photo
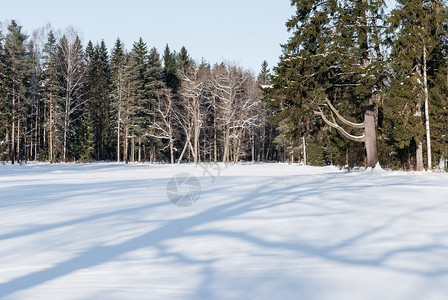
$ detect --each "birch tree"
[178,61,209,164]
[57,30,86,162]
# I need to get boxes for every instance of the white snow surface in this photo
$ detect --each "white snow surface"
[0,162,448,299]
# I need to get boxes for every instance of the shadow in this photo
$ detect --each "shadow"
[1,165,448,298]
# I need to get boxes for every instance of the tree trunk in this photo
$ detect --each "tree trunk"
[415,97,424,171]
[178,139,189,163]
[17,93,21,163]
[223,125,231,164]
[213,95,217,164]
[117,104,121,163]
[131,137,135,163]
[138,137,141,163]
[193,97,199,165]
[63,86,69,163]
[416,139,424,171]
[49,89,54,163]
[251,132,255,163]
[170,139,174,164]
[364,106,378,168]
[214,126,217,164]
[34,94,39,161]
[303,135,307,165]
[124,82,130,163]
[11,59,16,164]
[152,143,156,164]
[124,131,128,163]
[423,45,432,170]
[235,130,243,164]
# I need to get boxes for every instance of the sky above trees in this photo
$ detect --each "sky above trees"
[1,0,295,73]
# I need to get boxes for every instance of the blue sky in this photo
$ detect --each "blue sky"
[1,0,296,74]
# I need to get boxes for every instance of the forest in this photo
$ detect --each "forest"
[267,0,448,170]
[1,0,448,170]
[0,22,277,165]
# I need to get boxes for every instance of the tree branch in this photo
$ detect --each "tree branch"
[314,109,365,142]
[324,98,364,129]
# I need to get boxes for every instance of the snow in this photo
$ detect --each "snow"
[1,162,448,299]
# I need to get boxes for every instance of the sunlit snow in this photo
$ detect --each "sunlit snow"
[0,163,447,299]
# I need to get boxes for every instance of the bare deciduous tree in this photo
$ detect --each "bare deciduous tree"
[57,29,86,162]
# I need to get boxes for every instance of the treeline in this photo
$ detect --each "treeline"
[0,21,283,164]
[266,0,448,170]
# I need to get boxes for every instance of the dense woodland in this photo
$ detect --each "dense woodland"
[266,0,448,170]
[1,0,448,170]
[0,22,278,164]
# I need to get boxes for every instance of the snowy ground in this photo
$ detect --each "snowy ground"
[0,162,448,299]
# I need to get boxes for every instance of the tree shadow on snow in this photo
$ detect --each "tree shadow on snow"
[0,172,447,298]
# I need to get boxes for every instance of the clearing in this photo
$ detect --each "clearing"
[0,163,447,299]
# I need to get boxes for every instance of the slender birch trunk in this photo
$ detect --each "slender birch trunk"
[17,92,21,162]
[11,61,16,165]
[303,135,307,165]
[423,45,432,170]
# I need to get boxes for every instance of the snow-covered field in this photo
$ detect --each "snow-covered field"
[0,163,448,299]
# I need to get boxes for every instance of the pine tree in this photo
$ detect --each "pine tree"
[27,34,43,162]
[4,20,29,164]
[41,31,60,162]
[0,31,10,160]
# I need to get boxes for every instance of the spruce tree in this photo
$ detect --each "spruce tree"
[269,0,386,167]
[84,40,111,161]
[163,44,180,92]
[177,46,190,73]
[110,38,127,163]
[144,47,164,162]
[95,40,111,160]
[124,38,149,162]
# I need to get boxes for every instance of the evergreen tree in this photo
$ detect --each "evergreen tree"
[428,25,448,169]
[257,60,270,86]
[41,31,60,162]
[110,38,127,163]
[269,0,386,167]
[163,44,180,92]
[177,46,190,73]
[27,35,43,162]
[0,31,10,160]
[4,20,29,164]
[123,38,150,162]
[85,40,111,160]
[143,47,164,162]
